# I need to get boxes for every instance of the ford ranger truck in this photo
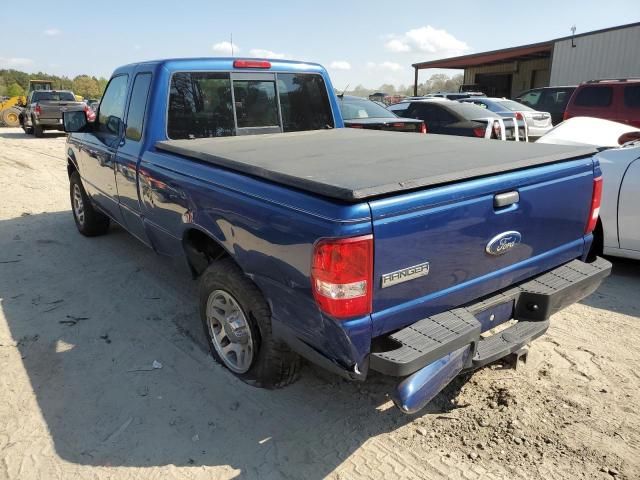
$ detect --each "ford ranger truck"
[62,58,611,414]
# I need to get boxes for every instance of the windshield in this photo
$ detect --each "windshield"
[32,91,76,102]
[497,100,534,112]
[340,97,396,120]
[446,102,500,119]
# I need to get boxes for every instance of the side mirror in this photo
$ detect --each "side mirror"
[63,110,90,133]
[106,115,121,134]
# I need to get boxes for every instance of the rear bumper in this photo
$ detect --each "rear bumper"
[369,257,611,413]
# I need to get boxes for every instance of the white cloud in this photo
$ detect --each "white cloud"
[212,41,240,55]
[384,26,469,55]
[43,28,61,36]
[329,61,351,70]
[366,61,404,72]
[249,48,288,59]
[385,39,411,53]
[0,57,34,68]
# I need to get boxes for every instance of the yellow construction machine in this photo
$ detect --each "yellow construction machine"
[0,80,54,127]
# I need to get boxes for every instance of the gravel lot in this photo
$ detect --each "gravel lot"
[0,127,639,480]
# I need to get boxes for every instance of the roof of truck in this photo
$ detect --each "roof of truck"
[156,129,596,202]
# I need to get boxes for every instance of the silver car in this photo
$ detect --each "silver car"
[459,97,553,139]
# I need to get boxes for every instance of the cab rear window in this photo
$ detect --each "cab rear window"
[32,91,76,102]
[167,71,333,139]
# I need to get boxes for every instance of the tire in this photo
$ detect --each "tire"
[69,171,110,236]
[33,122,44,138]
[199,258,300,388]
[21,115,33,134]
[1,107,22,127]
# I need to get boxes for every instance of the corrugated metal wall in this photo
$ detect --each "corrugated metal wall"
[550,25,640,85]
[464,58,551,97]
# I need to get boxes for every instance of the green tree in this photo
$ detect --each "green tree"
[72,75,101,99]
[7,82,24,97]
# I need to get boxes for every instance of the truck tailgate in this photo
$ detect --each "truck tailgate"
[369,157,595,336]
[38,100,84,120]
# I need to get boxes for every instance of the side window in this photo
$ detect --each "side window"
[413,104,438,122]
[624,85,640,108]
[99,75,129,134]
[574,86,613,107]
[433,107,457,124]
[125,73,152,141]
[519,91,541,107]
[277,73,334,131]
[167,72,234,139]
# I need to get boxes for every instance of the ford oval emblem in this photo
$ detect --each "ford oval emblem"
[486,231,522,255]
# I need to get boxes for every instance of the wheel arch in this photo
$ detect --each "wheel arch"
[182,227,231,277]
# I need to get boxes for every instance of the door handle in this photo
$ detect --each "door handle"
[494,191,519,208]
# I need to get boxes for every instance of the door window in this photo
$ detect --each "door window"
[125,73,152,141]
[99,75,129,135]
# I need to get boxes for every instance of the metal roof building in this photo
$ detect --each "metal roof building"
[412,22,640,98]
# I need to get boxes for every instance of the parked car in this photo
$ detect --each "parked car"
[20,90,85,137]
[62,57,610,414]
[459,97,552,139]
[563,79,640,127]
[389,99,527,141]
[515,86,576,125]
[427,92,485,100]
[338,95,425,133]
[537,117,640,260]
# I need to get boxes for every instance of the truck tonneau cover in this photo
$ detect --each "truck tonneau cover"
[156,129,597,202]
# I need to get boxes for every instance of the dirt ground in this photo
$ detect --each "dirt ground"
[0,127,638,480]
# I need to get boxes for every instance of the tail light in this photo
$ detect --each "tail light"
[34,104,42,116]
[563,110,570,121]
[233,59,271,69]
[492,121,502,139]
[391,123,405,129]
[349,124,364,129]
[515,112,523,120]
[420,122,427,134]
[585,176,603,234]
[311,235,373,318]
[473,127,486,138]
[84,103,96,122]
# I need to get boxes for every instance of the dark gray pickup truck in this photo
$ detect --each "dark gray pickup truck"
[21,90,85,137]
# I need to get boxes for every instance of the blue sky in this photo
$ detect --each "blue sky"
[1,1,638,89]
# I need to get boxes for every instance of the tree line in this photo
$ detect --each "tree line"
[342,73,464,97]
[0,69,109,100]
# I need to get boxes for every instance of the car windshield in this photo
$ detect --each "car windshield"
[445,102,500,119]
[32,91,76,102]
[497,100,534,112]
[340,97,396,120]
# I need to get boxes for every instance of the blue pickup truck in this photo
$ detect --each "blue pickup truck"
[62,58,611,414]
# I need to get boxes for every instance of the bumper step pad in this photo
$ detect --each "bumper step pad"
[370,258,611,377]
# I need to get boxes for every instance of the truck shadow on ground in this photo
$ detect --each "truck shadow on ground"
[579,257,640,318]
[0,130,67,140]
[0,211,470,479]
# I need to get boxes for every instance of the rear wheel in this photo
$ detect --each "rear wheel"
[199,258,300,388]
[1,107,21,127]
[69,171,110,236]
[33,122,44,138]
